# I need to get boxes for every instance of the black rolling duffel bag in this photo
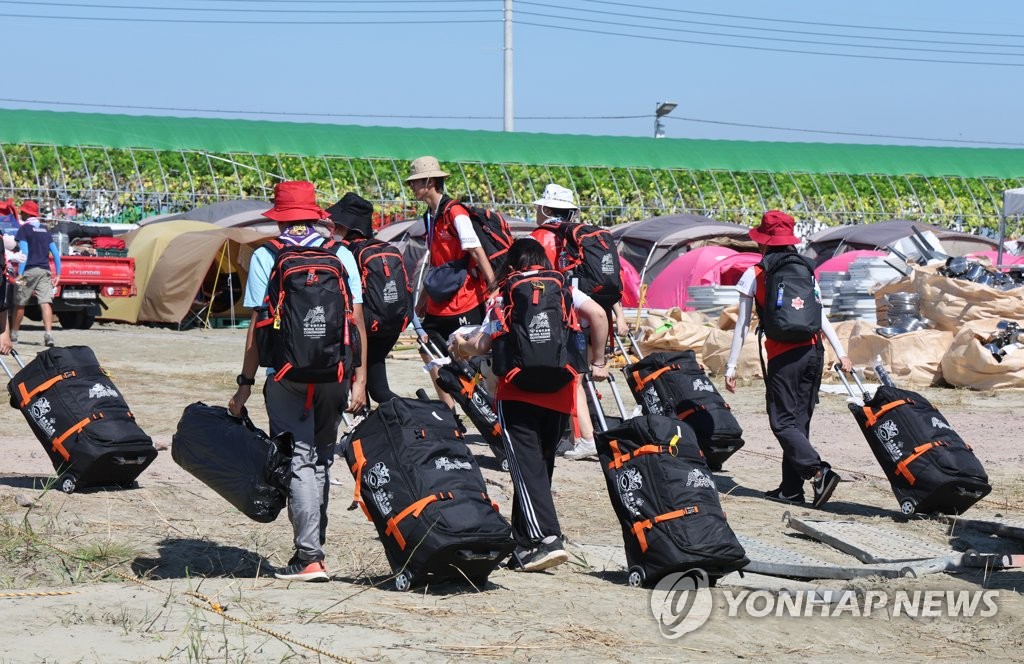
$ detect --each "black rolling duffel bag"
[342,397,514,591]
[850,385,990,515]
[624,350,744,471]
[434,358,509,473]
[595,414,748,588]
[6,346,156,494]
[172,402,293,523]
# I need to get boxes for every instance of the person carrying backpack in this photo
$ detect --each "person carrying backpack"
[229,181,367,582]
[724,210,850,509]
[326,192,411,405]
[529,183,628,460]
[450,238,609,572]
[406,156,498,409]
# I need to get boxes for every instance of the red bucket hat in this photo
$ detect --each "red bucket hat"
[19,200,40,218]
[262,181,329,223]
[0,198,15,215]
[749,210,799,246]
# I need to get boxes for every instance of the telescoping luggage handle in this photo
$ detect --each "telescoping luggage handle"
[613,332,645,360]
[833,363,872,403]
[0,349,26,380]
[583,370,630,432]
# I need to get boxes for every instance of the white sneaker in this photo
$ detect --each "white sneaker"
[563,437,597,460]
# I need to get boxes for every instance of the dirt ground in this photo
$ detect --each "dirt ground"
[1,322,1022,663]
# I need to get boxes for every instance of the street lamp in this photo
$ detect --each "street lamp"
[654,101,677,138]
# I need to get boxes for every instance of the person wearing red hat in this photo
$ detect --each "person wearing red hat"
[11,200,61,347]
[229,181,367,583]
[724,210,851,509]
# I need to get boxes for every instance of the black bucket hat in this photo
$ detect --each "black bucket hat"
[326,192,374,238]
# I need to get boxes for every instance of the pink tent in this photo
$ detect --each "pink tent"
[645,247,761,309]
[619,257,641,307]
[814,250,886,278]
[967,250,1024,267]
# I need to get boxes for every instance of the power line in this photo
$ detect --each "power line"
[0,11,494,23]
[666,116,1024,148]
[1,97,1018,147]
[0,0,496,13]
[515,20,1024,67]
[520,1,1024,49]
[0,97,645,120]
[516,9,1024,57]
[578,0,1024,39]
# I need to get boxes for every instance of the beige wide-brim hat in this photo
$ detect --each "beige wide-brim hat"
[533,183,578,209]
[405,156,449,182]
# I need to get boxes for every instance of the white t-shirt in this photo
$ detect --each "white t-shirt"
[452,213,482,250]
[734,267,757,298]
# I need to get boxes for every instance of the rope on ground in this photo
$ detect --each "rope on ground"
[0,590,79,598]
[187,597,357,664]
[31,538,358,664]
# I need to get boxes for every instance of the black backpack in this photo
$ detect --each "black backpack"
[348,237,411,337]
[755,252,821,343]
[491,268,585,393]
[542,222,622,309]
[440,200,514,278]
[254,238,360,383]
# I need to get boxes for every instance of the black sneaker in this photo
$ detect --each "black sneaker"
[811,464,841,509]
[508,537,569,572]
[274,558,329,582]
[765,487,806,505]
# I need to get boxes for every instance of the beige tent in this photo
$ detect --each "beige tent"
[102,220,277,325]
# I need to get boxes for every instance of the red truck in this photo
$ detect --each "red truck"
[3,220,137,330]
[45,254,137,329]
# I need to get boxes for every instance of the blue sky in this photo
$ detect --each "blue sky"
[2,0,1022,147]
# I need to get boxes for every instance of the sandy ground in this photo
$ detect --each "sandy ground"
[1,322,1023,663]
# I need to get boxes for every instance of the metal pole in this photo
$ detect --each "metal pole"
[996,212,1006,268]
[503,0,514,132]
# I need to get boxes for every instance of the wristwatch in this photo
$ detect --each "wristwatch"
[235,373,255,386]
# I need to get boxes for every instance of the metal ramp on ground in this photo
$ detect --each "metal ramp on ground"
[784,515,962,564]
[736,535,949,580]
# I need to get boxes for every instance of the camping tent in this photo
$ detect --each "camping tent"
[140,199,273,230]
[619,257,641,308]
[611,213,756,283]
[999,187,1024,265]
[101,220,276,325]
[644,246,761,309]
[804,220,996,265]
[813,250,887,278]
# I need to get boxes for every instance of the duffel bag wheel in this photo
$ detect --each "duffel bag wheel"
[394,571,413,592]
[118,480,139,490]
[59,474,77,494]
[900,498,917,515]
[627,566,646,588]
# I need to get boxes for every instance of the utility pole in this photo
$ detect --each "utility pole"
[503,0,514,132]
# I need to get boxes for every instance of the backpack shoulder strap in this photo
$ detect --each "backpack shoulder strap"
[261,238,285,263]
